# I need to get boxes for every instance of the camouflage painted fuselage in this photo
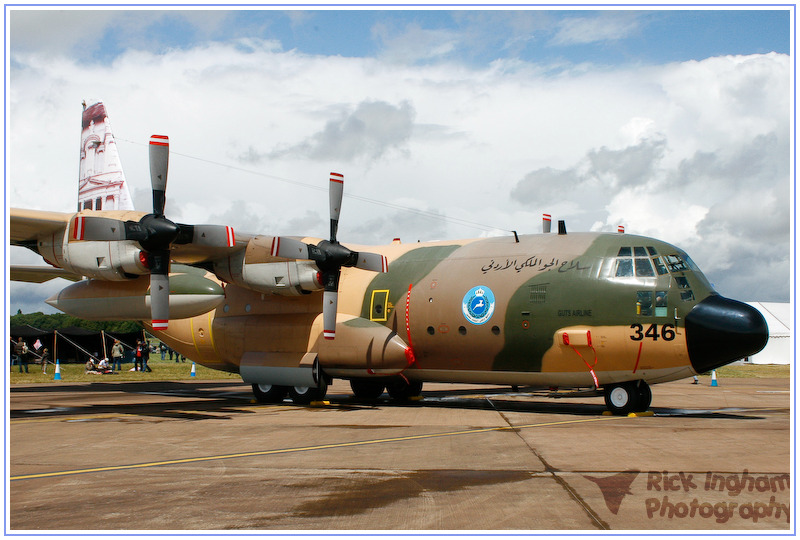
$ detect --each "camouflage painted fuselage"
[154,231,761,390]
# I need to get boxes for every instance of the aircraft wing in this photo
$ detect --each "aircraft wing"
[10,265,82,283]
[10,208,72,246]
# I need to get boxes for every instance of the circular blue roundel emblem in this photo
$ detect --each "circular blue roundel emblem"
[462,286,496,325]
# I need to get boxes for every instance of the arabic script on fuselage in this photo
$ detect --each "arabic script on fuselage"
[480,256,591,274]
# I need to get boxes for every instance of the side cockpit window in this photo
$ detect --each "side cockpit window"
[664,254,688,272]
[675,276,695,301]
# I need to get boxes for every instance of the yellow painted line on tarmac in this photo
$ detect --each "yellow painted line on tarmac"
[11,414,624,481]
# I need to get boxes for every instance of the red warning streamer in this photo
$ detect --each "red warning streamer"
[404,284,416,367]
[567,331,599,388]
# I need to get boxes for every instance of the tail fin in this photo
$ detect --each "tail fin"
[78,100,134,212]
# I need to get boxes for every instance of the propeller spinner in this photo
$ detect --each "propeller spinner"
[271,173,389,339]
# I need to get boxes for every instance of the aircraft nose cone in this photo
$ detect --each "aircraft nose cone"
[685,295,769,373]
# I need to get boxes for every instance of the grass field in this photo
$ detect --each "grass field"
[706,363,791,379]
[7,361,790,385]
[8,360,241,384]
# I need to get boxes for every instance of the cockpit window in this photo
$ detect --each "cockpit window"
[664,254,688,272]
[613,246,662,278]
[675,276,695,301]
[635,258,655,277]
[615,258,634,277]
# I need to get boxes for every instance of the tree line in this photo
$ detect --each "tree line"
[10,311,142,334]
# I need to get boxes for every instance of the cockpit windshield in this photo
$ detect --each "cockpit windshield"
[612,246,694,279]
[608,244,713,302]
[613,246,663,278]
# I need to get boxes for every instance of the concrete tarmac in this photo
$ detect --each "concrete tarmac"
[8,377,791,532]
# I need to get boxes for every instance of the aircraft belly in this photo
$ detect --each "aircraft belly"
[408,365,695,388]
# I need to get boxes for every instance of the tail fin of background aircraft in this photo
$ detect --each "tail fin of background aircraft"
[78,100,134,212]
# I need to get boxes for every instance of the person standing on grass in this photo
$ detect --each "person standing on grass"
[142,340,151,372]
[134,340,143,372]
[111,340,124,372]
[40,348,50,374]
[15,338,29,373]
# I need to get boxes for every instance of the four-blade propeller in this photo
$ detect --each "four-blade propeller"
[271,173,389,339]
[76,135,236,330]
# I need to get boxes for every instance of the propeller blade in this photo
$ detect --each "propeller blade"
[72,216,127,241]
[354,251,389,273]
[149,135,169,216]
[176,224,236,248]
[329,172,344,242]
[150,273,170,330]
[322,290,338,340]
[271,236,310,260]
[147,250,170,329]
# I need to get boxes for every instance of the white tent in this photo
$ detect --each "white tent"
[744,303,792,365]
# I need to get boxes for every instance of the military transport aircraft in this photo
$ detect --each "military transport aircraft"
[10,101,769,414]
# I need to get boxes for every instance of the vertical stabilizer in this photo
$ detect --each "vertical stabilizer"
[78,100,134,212]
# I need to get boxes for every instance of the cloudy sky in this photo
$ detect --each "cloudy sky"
[6,7,792,315]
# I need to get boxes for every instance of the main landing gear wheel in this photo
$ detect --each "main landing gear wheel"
[386,377,423,401]
[349,379,386,401]
[288,376,329,405]
[251,384,288,404]
[603,381,651,415]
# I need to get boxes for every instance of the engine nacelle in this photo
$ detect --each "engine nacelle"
[61,240,148,280]
[37,224,147,281]
[214,237,322,296]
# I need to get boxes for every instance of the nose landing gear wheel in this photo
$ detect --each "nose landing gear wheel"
[636,380,652,411]
[603,381,651,414]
